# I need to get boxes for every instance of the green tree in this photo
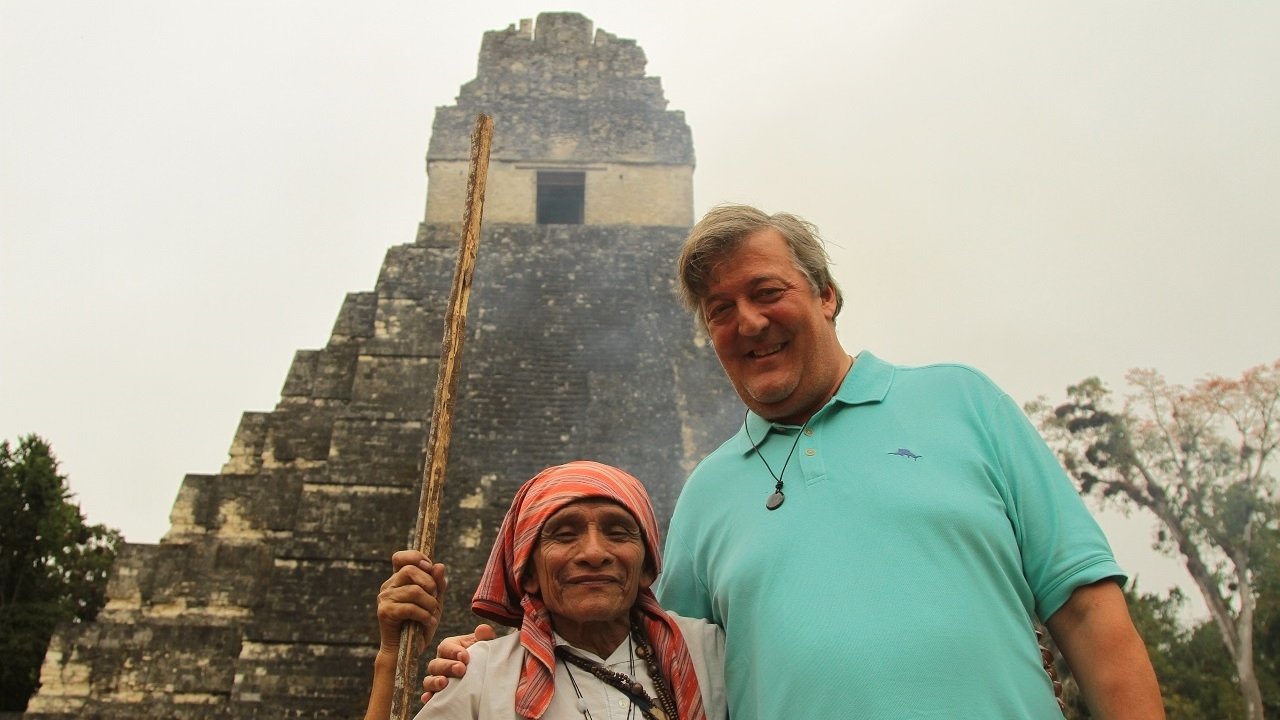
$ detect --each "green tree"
[1249,527,1279,717]
[0,434,120,712]
[1030,360,1280,720]
[1132,585,1245,719]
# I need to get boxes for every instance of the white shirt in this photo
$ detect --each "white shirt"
[415,613,727,719]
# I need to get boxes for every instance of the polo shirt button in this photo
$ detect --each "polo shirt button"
[804,428,814,436]
[805,448,815,456]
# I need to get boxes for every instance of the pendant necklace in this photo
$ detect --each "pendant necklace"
[743,410,811,511]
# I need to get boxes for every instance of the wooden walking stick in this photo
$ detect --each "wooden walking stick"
[390,113,493,720]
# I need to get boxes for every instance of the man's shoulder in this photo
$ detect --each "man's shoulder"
[682,437,745,491]
[886,357,1008,400]
[894,358,995,382]
[666,442,745,539]
[666,612,726,666]
[464,628,524,665]
[667,610,721,634]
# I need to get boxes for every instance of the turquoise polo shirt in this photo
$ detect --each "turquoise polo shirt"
[656,351,1124,720]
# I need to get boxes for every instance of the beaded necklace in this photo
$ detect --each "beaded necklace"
[555,621,677,720]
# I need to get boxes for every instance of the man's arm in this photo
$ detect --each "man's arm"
[363,551,446,720]
[1045,579,1165,719]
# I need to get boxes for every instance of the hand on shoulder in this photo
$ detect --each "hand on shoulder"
[420,623,499,702]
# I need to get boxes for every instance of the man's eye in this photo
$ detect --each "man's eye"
[706,304,730,320]
[757,287,782,300]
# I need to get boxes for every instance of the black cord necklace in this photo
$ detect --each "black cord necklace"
[743,411,811,510]
[561,659,595,719]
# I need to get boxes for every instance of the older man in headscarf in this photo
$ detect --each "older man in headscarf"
[363,460,727,720]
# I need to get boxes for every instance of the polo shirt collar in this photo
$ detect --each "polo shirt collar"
[736,350,894,452]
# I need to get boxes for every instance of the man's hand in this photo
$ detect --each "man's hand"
[363,551,447,720]
[375,550,447,660]
[419,623,498,702]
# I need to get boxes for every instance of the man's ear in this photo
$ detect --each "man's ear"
[641,556,657,588]
[521,570,539,596]
[820,282,838,321]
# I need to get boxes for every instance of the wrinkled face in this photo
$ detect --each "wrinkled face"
[702,228,844,425]
[522,499,652,630]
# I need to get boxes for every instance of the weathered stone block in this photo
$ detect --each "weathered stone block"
[374,244,456,300]
[280,350,318,399]
[249,559,386,644]
[230,641,380,718]
[280,482,417,560]
[25,623,96,716]
[221,412,270,474]
[367,297,446,356]
[130,541,273,612]
[309,345,358,401]
[348,355,437,412]
[328,291,376,342]
[325,416,425,486]
[166,472,304,542]
[262,403,338,464]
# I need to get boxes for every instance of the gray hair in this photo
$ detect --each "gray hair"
[677,204,843,322]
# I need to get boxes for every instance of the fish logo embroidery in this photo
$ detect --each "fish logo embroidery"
[889,448,922,460]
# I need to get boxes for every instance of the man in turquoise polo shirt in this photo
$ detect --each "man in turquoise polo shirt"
[422,205,1164,718]
[655,204,1162,719]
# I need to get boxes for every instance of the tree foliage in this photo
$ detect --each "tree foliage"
[1030,360,1280,720]
[1130,585,1247,719]
[0,434,121,712]
[1251,530,1280,717]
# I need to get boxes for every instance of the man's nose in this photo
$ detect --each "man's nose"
[576,528,612,564]
[737,302,768,336]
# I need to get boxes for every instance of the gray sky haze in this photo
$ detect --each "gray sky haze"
[4,2,1279,620]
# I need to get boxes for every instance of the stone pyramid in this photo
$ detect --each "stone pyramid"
[27,13,739,719]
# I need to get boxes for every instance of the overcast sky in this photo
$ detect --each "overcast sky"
[4,2,1278,620]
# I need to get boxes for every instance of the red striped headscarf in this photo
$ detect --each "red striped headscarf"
[471,460,707,720]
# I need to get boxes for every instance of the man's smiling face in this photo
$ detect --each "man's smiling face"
[523,499,651,642]
[701,227,844,425]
